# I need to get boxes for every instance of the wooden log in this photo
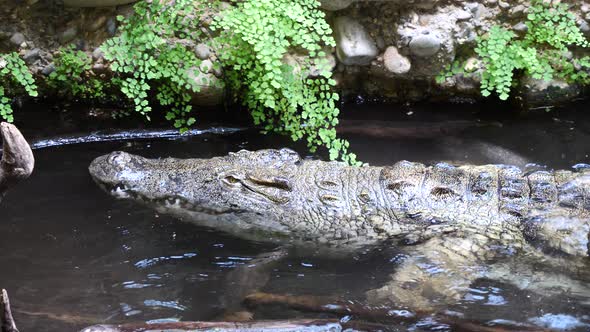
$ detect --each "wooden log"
[0,123,34,202]
[244,292,550,332]
[1,289,19,332]
[80,319,344,332]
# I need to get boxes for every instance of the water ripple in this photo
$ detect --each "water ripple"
[134,252,197,269]
[143,299,187,311]
[213,256,253,268]
[529,314,590,330]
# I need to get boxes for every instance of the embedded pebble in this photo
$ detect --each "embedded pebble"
[106,18,117,36]
[23,48,40,64]
[199,59,213,74]
[92,47,104,60]
[579,20,590,33]
[59,26,78,44]
[195,43,211,60]
[383,46,411,74]
[513,22,528,32]
[464,57,480,72]
[41,64,56,76]
[455,9,472,21]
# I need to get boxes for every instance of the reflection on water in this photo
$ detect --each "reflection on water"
[530,314,590,330]
[2,102,590,331]
[134,252,198,269]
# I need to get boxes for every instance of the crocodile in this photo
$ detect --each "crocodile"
[89,148,590,309]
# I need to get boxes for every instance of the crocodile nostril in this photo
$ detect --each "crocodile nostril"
[108,152,121,163]
[108,152,131,170]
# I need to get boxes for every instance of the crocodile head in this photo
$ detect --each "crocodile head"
[89,149,303,240]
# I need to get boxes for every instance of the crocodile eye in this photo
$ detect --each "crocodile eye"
[431,187,457,199]
[222,175,241,186]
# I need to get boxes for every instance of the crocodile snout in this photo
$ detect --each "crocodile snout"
[89,152,130,186]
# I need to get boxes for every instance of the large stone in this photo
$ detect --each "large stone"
[63,0,137,7]
[333,16,378,66]
[320,0,354,11]
[383,46,411,75]
[517,77,582,109]
[409,32,441,57]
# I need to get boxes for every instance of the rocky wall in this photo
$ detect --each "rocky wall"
[0,0,224,106]
[2,0,590,108]
[326,0,590,106]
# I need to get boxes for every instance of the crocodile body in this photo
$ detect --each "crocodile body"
[89,148,590,309]
[89,148,590,256]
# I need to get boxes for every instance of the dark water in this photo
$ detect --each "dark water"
[2,102,590,331]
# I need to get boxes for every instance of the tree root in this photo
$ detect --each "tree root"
[0,122,34,202]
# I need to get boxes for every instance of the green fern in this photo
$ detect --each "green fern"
[0,52,38,122]
[100,0,216,131]
[212,0,357,164]
[48,46,108,100]
[441,0,590,100]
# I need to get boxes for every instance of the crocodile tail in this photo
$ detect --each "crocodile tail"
[555,168,590,212]
[522,167,590,257]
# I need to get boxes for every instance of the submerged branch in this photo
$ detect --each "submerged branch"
[0,123,34,202]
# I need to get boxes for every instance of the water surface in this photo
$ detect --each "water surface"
[2,102,590,331]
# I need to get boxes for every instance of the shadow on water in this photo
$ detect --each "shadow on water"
[1,101,590,331]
